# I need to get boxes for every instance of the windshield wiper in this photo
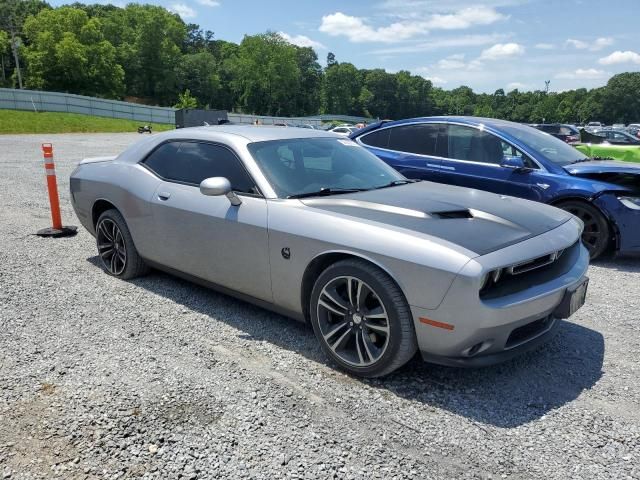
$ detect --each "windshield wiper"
[287,187,368,199]
[373,179,421,189]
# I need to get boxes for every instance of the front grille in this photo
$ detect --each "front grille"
[507,249,564,275]
[506,316,553,348]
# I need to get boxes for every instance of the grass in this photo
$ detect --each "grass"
[0,109,174,134]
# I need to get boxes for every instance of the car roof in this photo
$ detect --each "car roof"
[356,116,536,134]
[167,125,339,142]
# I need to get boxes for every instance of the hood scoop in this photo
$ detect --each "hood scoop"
[433,210,473,219]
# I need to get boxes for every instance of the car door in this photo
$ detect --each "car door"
[140,140,272,302]
[437,124,540,200]
[358,123,444,181]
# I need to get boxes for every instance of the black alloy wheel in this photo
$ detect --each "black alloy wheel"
[310,259,417,377]
[97,217,127,276]
[557,200,610,259]
[95,209,149,279]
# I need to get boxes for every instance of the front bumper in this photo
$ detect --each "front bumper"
[593,193,640,254]
[410,220,590,367]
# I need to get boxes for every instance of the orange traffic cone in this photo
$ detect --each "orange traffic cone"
[36,143,77,238]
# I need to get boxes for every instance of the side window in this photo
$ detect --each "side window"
[143,141,256,193]
[142,142,182,179]
[446,125,503,165]
[387,124,440,156]
[360,128,390,149]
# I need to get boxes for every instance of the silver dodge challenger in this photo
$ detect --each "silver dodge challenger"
[70,126,589,377]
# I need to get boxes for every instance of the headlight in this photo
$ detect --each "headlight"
[618,196,640,210]
[480,268,503,292]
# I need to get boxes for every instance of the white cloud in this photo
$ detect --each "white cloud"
[556,68,609,80]
[319,12,424,43]
[479,42,525,60]
[566,37,614,51]
[170,3,196,18]
[196,0,219,6]
[566,38,588,50]
[278,32,326,50]
[369,33,510,55]
[412,67,447,84]
[599,50,640,65]
[378,0,523,17]
[423,6,506,29]
[506,82,527,90]
[535,43,554,50]
[319,6,506,44]
[436,54,466,69]
[593,37,614,50]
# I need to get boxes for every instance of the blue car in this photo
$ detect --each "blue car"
[351,116,640,258]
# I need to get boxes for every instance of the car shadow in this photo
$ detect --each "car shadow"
[88,257,604,429]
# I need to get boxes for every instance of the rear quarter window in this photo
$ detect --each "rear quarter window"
[360,128,391,149]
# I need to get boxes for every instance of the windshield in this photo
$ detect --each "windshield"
[247,137,405,198]
[500,124,588,166]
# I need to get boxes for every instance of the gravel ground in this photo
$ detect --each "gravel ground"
[0,133,639,480]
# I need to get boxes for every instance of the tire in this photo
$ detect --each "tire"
[95,209,149,279]
[556,200,610,259]
[309,259,418,378]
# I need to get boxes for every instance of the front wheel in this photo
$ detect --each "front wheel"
[309,259,417,377]
[556,200,610,259]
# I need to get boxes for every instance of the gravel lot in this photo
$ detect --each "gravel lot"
[0,133,639,480]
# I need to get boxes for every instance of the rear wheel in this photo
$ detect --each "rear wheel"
[309,259,417,377]
[96,209,149,279]
[556,200,610,259]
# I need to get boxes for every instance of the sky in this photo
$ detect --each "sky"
[52,0,640,93]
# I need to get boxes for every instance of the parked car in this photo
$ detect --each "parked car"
[627,124,640,138]
[530,123,580,143]
[70,126,589,376]
[600,129,640,145]
[352,116,640,258]
[574,128,640,164]
[612,124,626,130]
[330,125,359,136]
[587,121,604,128]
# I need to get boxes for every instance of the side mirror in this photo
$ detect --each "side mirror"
[500,155,530,172]
[199,177,242,206]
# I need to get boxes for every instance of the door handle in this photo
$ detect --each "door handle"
[158,192,171,201]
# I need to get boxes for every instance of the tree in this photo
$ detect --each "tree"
[175,52,220,107]
[174,89,197,109]
[602,73,640,124]
[225,32,300,115]
[22,7,124,97]
[0,30,9,84]
[322,62,361,115]
[294,46,322,115]
[326,52,336,68]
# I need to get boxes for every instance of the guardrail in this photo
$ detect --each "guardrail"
[0,88,372,126]
[0,88,175,123]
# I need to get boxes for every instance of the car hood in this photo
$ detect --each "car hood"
[563,161,640,192]
[564,160,640,175]
[300,182,573,256]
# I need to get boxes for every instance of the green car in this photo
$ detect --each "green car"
[574,129,640,163]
